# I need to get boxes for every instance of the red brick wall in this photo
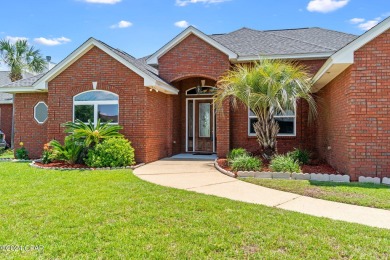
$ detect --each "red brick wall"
[0,104,13,145]
[348,29,390,179]
[316,68,352,175]
[13,93,48,159]
[317,29,390,180]
[158,34,230,82]
[46,46,156,163]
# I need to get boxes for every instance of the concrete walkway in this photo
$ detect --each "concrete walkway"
[134,158,390,230]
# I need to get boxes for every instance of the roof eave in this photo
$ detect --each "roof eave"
[234,52,333,63]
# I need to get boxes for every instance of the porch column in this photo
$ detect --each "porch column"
[216,99,230,157]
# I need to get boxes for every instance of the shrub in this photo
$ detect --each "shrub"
[270,155,301,173]
[288,148,310,165]
[15,142,28,159]
[227,148,249,162]
[85,138,135,168]
[49,137,83,164]
[231,155,262,172]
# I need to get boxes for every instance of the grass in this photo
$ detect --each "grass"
[0,162,389,259]
[0,149,14,159]
[242,178,390,210]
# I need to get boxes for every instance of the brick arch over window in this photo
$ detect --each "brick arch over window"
[158,34,231,83]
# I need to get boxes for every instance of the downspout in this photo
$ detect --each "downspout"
[11,94,15,149]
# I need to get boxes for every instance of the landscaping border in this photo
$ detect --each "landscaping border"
[29,160,144,171]
[214,159,390,184]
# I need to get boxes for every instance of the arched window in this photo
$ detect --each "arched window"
[73,90,119,126]
[186,86,216,95]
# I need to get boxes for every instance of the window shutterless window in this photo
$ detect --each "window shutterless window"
[73,90,119,126]
[248,108,296,137]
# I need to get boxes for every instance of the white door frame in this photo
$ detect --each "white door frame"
[186,98,215,153]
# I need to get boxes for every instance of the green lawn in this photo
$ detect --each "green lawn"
[0,162,389,259]
[0,149,14,159]
[242,178,390,210]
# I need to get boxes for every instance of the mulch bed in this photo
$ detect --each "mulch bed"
[34,161,91,169]
[217,158,338,174]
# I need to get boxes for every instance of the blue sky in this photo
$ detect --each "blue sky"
[0,0,389,67]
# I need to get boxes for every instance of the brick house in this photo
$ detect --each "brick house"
[0,17,389,180]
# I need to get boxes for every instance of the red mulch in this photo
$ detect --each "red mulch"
[35,161,91,169]
[217,158,338,174]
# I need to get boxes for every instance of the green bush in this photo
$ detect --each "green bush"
[15,145,28,160]
[231,155,262,172]
[85,138,135,168]
[49,137,83,165]
[270,155,301,173]
[227,148,249,162]
[288,148,310,165]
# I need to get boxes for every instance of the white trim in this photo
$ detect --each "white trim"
[31,38,178,95]
[186,98,215,153]
[147,26,238,65]
[34,101,48,124]
[248,108,297,137]
[73,90,119,127]
[0,87,46,93]
[235,52,333,63]
[312,16,390,92]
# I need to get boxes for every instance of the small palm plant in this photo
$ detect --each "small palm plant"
[214,59,317,160]
[63,119,123,148]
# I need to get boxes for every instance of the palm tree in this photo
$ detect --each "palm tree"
[214,59,317,160]
[0,39,47,82]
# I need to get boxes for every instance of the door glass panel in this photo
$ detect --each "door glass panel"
[188,100,194,151]
[199,103,211,137]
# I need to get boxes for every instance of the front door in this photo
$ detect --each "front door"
[195,100,213,152]
[186,99,215,153]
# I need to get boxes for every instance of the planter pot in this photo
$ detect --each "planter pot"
[310,173,330,182]
[254,172,272,179]
[329,174,350,183]
[358,176,381,184]
[272,172,291,179]
[292,173,310,180]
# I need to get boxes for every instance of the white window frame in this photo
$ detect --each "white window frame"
[34,101,48,124]
[185,86,215,95]
[73,90,119,127]
[248,108,296,137]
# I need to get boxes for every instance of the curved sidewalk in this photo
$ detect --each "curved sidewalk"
[134,158,390,230]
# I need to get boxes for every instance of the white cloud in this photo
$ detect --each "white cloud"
[110,20,133,29]
[357,18,381,30]
[34,37,71,46]
[174,20,190,28]
[83,0,121,4]
[349,18,365,24]
[307,0,349,13]
[176,0,229,7]
[5,36,28,43]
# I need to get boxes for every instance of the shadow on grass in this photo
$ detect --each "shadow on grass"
[308,180,390,190]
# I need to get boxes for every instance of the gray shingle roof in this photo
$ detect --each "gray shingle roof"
[1,73,45,88]
[0,93,12,102]
[210,27,357,57]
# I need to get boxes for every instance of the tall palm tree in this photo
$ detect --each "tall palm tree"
[214,59,317,160]
[0,39,47,82]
